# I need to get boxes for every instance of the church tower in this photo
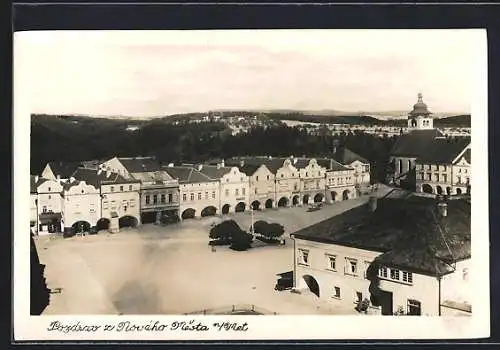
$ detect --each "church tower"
[408,93,433,130]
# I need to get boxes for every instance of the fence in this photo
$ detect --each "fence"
[184,304,278,315]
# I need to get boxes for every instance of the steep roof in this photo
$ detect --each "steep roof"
[71,168,138,188]
[238,164,262,176]
[390,129,444,157]
[417,137,470,164]
[46,161,83,178]
[332,147,369,165]
[163,166,216,184]
[117,157,161,173]
[197,165,233,180]
[329,159,353,172]
[292,196,470,276]
[463,148,471,163]
[224,157,286,174]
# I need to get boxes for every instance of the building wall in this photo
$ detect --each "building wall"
[275,160,300,207]
[299,159,327,203]
[30,193,38,231]
[391,156,417,181]
[451,156,471,195]
[62,181,101,229]
[416,163,453,194]
[40,164,57,180]
[326,169,356,202]
[294,238,382,312]
[37,179,63,215]
[377,268,440,316]
[248,165,276,209]
[219,167,250,213]
[440,259,471,306]
[100,182,141,224]
[179,181,220,218]
[349,160,371,185]
[408,116,433,130]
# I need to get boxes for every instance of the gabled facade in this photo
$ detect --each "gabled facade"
[163,165,220,219]
[36,178,64,234]
[61,179,101,234]
[198,163,250,215]
[245,164,276,211]
[71,167,141,232]
[275,158,301,208]
[332,147,371,187]
[296,158,328,205]
[325,161,356,202]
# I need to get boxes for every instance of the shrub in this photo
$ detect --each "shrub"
[230,230,253,251]
[210,220,241,242]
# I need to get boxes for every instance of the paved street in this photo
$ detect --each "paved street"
[37,186,392,315]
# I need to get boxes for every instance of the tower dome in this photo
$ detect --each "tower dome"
[409,92,431,117]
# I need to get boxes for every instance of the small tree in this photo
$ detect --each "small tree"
[209,220,241,245]
[252,220,268,236]
[230,230,253,251]
[261,223,285,241]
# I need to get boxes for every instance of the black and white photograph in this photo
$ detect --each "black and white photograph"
[14,29,489,340]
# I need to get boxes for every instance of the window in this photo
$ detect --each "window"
[378,267,387,278]
[407,299,421,316]
[120,186,124,191]
[427,164,431,170]
[235,189,239,196]
[402,271,413,283]
[190,193,194,201]
[129,185,132,191]
[457,176,462,184]
[225,189,229,197]
[111,186,115,192]
[333,287,341,298]
[183,193,187,201]
[161,194,166,203]
[346,259,358,275]
[255,188,258,194]
[256,176,259,181]
[111,200,117,210]
[168,193,173,203]
[442,174,447,183]
[153,195,158,204]
[306,172,309,177]
[196,192,200,200]
[267,175,270,180]
[129,199,135,207]
[299,249,309,265]
[463,268,469,281]
[356,292,363,303]
[145,195,150,205]
[281,174,284,178]
[294,183,298,191]
[102,201,108,210]
[48,195,51,200]
[242,188,245,196]
[427,173,431,181]
[327,255,336,270]
[205,191,209,199]
[390,269,400,280]
[48,187,51,191]
[42,206,47,213]
[212,191,216,199]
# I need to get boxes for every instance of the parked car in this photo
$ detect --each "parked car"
[274,271,293,291]
[307,203,322,212]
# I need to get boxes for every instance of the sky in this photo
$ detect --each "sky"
[15,29,485,117]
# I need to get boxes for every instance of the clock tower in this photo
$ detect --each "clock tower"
[408,93,433,130]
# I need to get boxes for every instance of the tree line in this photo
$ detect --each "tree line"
[31,115,397,183]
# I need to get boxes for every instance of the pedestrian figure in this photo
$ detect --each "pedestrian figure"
[211,245,216,252]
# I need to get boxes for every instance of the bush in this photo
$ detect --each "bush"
[252,221,284,241]
[210,220,241,242]
[230,230,253,251]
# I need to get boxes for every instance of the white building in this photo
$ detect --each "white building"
[163,165,221,219]
[325,160,356,202]
[71,167,141,232]
[36,177,64,235]
[61,178,101,234]
[291,195,471,316]
[198,162,250,215]
[332,147,371,188]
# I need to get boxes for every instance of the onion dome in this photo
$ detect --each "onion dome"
[409,93,431,117]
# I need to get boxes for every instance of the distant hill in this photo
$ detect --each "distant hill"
[433,114,471,127]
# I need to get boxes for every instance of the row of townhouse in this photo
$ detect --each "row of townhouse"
[291,195,471,316]
[31,149,371,233]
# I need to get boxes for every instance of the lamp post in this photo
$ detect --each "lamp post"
[250,205,255,235]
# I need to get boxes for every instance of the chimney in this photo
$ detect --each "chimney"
[240,160,245,167]
[106,170,111,178]
[97,169,102,175]
[197,164,203,171]
[35,175,39,183]
[70,176,76,183]
[437,201,448,218]
[293,158,298,165]
[56,174,61,180]
[368,196,378,212]
[221,159,225,167]
[168,163,174,167]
